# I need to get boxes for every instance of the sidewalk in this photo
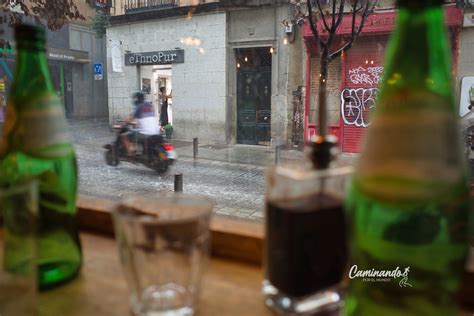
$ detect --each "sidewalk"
[170,139,305,167]
[66,118,356,167]
[170,138,357,167]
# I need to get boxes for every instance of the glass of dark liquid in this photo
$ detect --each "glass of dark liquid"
[263,164,352,315]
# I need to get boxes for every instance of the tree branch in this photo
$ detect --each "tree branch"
[350,0,359,38]
[316,0,332,34]
[306,0,327,49]
[354,1,373,36]
[327,0,345,48]
[333,0,345,31]
[331,0,336,31]
[1,0,85,30]
[328,0,375,62]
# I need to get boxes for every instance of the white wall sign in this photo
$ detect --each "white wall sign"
[111,44,123,73]
[460,76,474,117]
[463,12,474,28]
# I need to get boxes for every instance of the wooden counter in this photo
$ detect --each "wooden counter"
[38,232,474,316]
[39,232,272,316]
[35,197,474,315]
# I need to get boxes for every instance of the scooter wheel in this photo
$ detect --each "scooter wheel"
[105,149,120,166]
[155,159,169,174]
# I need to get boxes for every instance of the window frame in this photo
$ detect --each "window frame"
[77,195,265,265]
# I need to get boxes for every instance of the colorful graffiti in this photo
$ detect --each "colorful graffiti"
[340,87,379,128]
[348,66,383,85]
[0,40,14,80]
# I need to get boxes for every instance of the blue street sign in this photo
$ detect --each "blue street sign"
[94,63,103,75]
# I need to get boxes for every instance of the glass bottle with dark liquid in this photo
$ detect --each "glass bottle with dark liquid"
[263,136,352,315]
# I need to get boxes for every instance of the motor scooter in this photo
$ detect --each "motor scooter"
[103,123,176,174]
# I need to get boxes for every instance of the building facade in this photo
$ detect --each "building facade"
[106,1,305,144]
[0,3,109,121]
[226,5,305,145]
[68,23,109,118]
[107,5,228,142]
[302,1,471,153]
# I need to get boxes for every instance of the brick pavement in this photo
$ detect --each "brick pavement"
[71,119,270,221]
[71,118,356,221]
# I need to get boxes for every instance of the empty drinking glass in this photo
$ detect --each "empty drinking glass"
[113,193,214,316]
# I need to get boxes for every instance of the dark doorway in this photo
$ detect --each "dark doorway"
[236,47,272,145]
[64,65,73,118]
[49,61,73,117]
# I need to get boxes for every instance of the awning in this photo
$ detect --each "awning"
[302,6,464,54]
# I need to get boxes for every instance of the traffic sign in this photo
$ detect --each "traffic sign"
[94,63,103,75]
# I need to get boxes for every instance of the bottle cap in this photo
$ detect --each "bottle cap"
[397,0,443,9]
[308,135,339,170]
[14,24,46,48]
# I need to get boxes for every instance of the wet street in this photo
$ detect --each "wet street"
[72,119,266,221]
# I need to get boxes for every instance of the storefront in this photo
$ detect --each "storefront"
[0,42,90,121]
[107,3,305,144]
[47,47,90,117]
[107,10,228,143]
[0,39,14,123]
[302,6,463,153]
[226,5,305,146]
[125,50,184,125]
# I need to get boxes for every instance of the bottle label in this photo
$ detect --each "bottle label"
[12,94,73,158]
[357,91,465,200]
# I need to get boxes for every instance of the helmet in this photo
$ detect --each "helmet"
[132,91,145,104]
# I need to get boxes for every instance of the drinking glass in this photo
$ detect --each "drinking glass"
[0,180,38,316]
[263,165,353,315]
[113,193,214,316]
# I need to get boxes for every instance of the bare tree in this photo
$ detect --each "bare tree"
[0,0,85,31]
[306,0,377,138]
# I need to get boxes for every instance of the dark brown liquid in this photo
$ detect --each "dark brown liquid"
[266,193,347,298]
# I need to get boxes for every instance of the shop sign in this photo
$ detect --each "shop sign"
[125,50,184,66]
[0,41,14,55]
[460,76,474,117]
[47,47,89,63]
[464,13,474,27]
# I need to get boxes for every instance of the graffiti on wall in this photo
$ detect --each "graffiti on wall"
[348,66,384,85]
[341,87,379,128]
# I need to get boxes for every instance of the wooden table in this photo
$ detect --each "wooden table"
[39,232,272,316]
[38,232,474,316]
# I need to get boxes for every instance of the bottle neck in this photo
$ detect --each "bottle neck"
[12,46,54,105]
[381,5,453,102]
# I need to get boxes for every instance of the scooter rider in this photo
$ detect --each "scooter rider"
[120,91,161,157]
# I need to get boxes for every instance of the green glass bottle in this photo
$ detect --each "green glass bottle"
[345,1,471,315]
[0,24,81,289]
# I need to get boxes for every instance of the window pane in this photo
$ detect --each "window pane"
[0,0,471,224]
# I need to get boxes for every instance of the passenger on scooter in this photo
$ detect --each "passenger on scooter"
[120,91,161,157]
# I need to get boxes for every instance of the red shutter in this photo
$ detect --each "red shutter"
[341,36,387,153]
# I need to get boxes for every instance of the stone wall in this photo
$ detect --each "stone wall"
[457,25,474,91]
[458,13,474,129]
[227,5,304,145]
[69,23,108,117]
[106,12,227,142]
